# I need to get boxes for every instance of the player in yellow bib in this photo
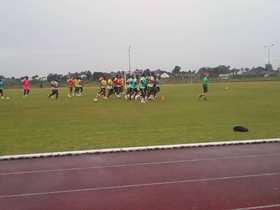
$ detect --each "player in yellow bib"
[97,76,107,98]
[106,78,114,98]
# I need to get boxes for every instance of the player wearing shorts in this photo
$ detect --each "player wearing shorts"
[199,73,209,100]
[48,80,59,99]
[67,77,74,97]
[131,76,138,99]
[106,78,114,98]
[155,76,161,97]
[113,76,118,95]
[126,76,133,99]
[114,75,122,97]
[22,76,30,96]
[0,79,4,99]
[147,74,156,99]
[74,78,82,96]
[139,75,147,103]
[97,77,107,98]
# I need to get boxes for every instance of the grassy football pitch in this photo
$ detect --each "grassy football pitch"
[0,81,279,155]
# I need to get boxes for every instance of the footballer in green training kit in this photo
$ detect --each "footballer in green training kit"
[199,72,209,101]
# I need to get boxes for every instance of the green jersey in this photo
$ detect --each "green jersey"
[139,77,147,89]
[202,76,208,86]
[156,78,160,87]
[0,80,4,90]
[127,78,133,89]
[131,78,137,89]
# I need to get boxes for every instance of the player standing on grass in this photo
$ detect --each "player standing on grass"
[147,73,156,100]
[199,72,209,100]
[22,76,30,97]
[139,74,147,103]
[113,75,123,98]
[131,75,138,100]
[74,77,82,96]
[48,80,59,99]
[97,76,107,98]
[155,75,161,97]
[67,77,74,97]
[125,75,133,100]
[0,79,4,99]
[106,78,114,98]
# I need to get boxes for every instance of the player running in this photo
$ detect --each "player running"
[106,78,114,98]
[74,77,82,96]
[96,76,107,98]
[139,74,148,103]
[147,74,156,100]
[155,75,161,97]
[22,76,30,97]
[125,76,133,100]
[130,75,138,100]
[0,79,4,100]
[199,72,209,100]
[67,77,74,97]
[113,75,122,98]
[48,80,59,99]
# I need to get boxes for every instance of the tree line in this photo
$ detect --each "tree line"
[1,64,279,87]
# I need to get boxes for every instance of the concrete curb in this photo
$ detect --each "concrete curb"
[1,138,279,161]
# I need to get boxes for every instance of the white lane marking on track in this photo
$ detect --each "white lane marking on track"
[1,153,280,176]
[0,172,279,199]
[1,138,279,161]
[227,203,280,210]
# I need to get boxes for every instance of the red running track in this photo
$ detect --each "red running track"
[0,143,280,210]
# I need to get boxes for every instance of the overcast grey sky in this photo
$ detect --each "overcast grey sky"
[0,0,279,77]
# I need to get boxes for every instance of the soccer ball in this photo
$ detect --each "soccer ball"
[6,97,10,100]
[1,96,4,100]
[93,98,98,102]
[224,86,229,91]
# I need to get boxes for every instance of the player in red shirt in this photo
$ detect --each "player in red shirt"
[114,74,122,98]
[67,77,74,97]
[22,76,30,97]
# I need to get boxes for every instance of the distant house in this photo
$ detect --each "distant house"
[161,73,170,79]
[219,73,232,80]
[236,69,246,75]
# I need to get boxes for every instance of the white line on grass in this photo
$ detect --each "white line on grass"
[227,203,280,210]
[0,138,279,161]
[1,153,280,176]
[0,172,279,199]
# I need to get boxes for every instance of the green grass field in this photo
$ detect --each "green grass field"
[0,81,280,155]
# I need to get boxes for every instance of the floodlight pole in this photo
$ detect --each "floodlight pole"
[264,44,275,64]
[124,45,132,90]
[128,45,132,75]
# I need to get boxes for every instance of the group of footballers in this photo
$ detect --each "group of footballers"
[95,73,161,103]
[0,76,31,100]
[0,74,161,102]
[66,77,84,97]
[0,72,209,102]
[0,76,32,100]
